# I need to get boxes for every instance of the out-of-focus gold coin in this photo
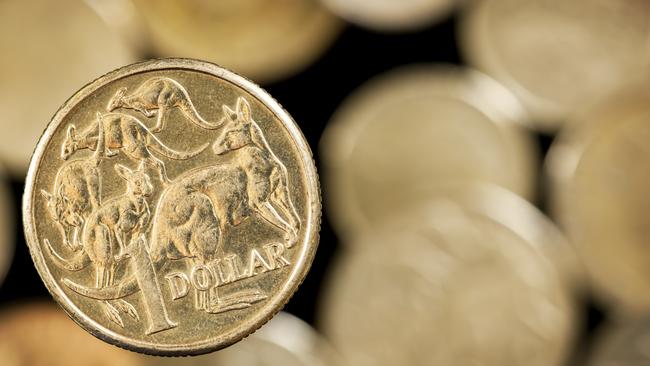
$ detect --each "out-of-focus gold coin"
[320,198,575,366]
[131,0,342,83]
[547,83,650,314]
[23,59,321,355]
[589,315,650,366]
[320,64,538,240]
[0,302,147,366]
[320,0,456,32]
[460,0,650,129]
[151,312,341,365]
[0,0,136,175]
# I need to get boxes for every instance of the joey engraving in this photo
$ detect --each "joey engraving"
[45,162,153,328]
[62,111,209,183]
[107,76,225,132]
[42,76,301,336]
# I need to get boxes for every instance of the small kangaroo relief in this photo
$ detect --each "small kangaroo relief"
[213,97,301,246]
[107,76,225,132]
[61,111,209,183]
[45,162,153,328]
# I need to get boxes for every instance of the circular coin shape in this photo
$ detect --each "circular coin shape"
[131,0,342,83]
[320,64,538,240]
[320,0,456,32]
[0,302,147,366]
[460,0,650,129]
[547,83,650,314]
[320,199,574,366]
[151,312,341,366]
[589,315,650,366]
[0,0,136,175]
[23,59,321,355]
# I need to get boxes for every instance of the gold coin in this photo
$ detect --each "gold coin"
[589,316,650,366]
[131,0,342,83]
[0,302,147,366]
[320,64,538,240]
[151,312,341,365]
[0,0,136,175]
[23,59,321,355]
[460,0,650,129]
[320,0,456,32]
[320,198,575,366]
[547,83,650,314]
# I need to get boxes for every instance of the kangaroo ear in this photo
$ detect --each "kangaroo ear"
[40,189,53,202]
[237,97,252,122]
[222,104,237,120]
[96,111,103,120]
[137,161,146,173]
[114,164,132,180]
[66,124,76,139]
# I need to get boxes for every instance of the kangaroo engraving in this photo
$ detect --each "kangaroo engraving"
[61,111,209,183]
[107,76,224,132]
[213,97,301,245]
[45,162,153,327]
[42,117,106,251]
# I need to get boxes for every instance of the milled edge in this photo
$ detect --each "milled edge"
[22,58,322,356]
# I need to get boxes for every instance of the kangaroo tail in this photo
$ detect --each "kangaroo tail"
[43,239,90,271]
[180,99,225,130]
[63,274,139,300]
[149,135,210,160]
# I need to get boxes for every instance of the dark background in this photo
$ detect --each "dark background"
[0,13,603,364]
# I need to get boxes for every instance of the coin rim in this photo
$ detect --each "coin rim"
[22,58,321,356]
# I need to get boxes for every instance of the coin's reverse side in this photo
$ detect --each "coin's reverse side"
[23,59,321,356]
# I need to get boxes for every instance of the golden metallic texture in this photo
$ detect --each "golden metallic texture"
[589,315,650,365]
[23,59,321,355]
[460,0,650,129]
[320,198,575,366]
[547,83,650,314]
[320,64,538,240]
[131,0,343,83]
[321,0,456,32]
[0,0,136,175]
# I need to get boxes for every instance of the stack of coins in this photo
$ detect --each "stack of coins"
[0,0,649,365]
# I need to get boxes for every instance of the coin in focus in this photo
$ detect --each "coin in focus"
[589,315,650,366]
[131,0,342,83]
[320,199,574,366]
[320,64,538,240]
[0,0,136,175]
[151,312,341,366]
[0,302,147,366]
[320,0,456,32]
[547,83,650,314]
[23,58,321,355]
[460,0,650,129]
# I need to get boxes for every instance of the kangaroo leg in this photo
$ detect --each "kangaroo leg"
[255,201,294,240]
[146,155,171,184]
[151,105,167,133]
[272,184,300,235]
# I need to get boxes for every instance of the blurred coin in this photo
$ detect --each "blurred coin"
[547,83,650,314]
[589,315,650,365]
[151,312,340,366]
[320,0,456,32]
[0,0,136,175]
[319,199,574,366]
[320,64,538,240]
[0,302,147,366]
[84,0,150,54]
[460,0,650,129]
[131,0,342,83]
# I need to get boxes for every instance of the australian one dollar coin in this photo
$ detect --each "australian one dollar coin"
[22,59,321,355]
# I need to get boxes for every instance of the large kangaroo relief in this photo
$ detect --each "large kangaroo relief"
[27,60,319,354]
